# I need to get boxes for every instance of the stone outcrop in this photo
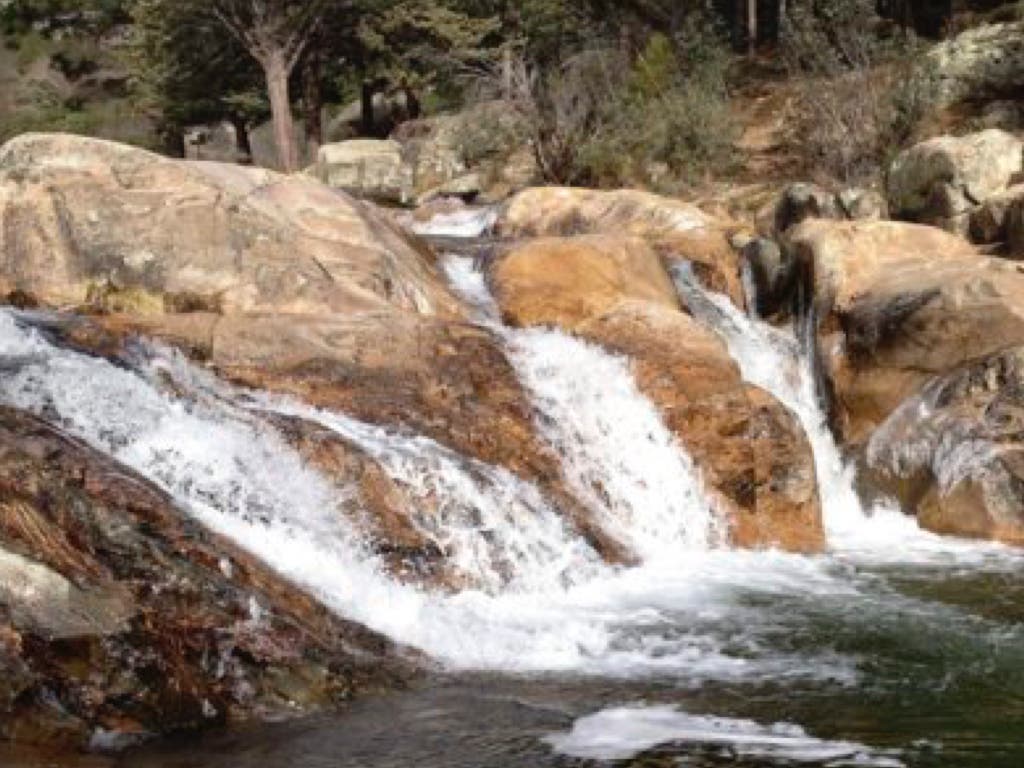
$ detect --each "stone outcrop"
[314,139,415,206]
[866,347,1024,546]
[0,407,413,749]
[490,235,681,330]
[393,101,538,204]
[490,239,823,553]
[789,218,1024,442]
[0,133,457,317]
[929,21,1024,106]
[496,187,745,305]
[789,218,1024,544]
[887,129,1023,236]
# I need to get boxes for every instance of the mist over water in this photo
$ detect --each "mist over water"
[0,247,1022,765]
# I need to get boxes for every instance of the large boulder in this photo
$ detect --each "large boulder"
[887,129,1023,236]
[866,347,1024,546]
[491,235,681,330]
[393,101,537,203]
[0,133,456,316]
[489,240,823,553]
[929,21,1024,106]
[790,218,1024,442]
[314,139,415,205]
[497,187,745,304]
[0,407,412,748]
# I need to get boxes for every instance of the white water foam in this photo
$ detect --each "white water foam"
[545,705,905,765]
[668,265,1024,568]
[442,255,722,560]
[408,207,498,238]
[0,310,862,683]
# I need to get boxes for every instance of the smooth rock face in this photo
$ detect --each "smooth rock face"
[0,133,458,317]
[790,218,1024,443]
[489,242,823,553]
[929,21,1024,106]
[491,235,682,330]
[887,130,1023,235]
[866,347,1024,546]
[315,139,415,205]
[0,407,412,748]
[498,187,715,239]
[496,187,745,305]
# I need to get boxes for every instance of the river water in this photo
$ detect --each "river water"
[0,215,1022,766]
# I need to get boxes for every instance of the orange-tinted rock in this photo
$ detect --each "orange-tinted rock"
[491,235,681,330]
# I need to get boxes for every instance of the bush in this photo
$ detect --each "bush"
[782,0,939,182]
[474,10,737,189]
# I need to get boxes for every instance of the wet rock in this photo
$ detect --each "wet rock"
[0,407,415,749]
[866,347,1024,546]
[887,129,1023,236]
[0,133,457,317]
[576,302,823,553]
[789,218,1024,444]
[771,183,840,236]
[740,237,792,318]
[488,240,823,553]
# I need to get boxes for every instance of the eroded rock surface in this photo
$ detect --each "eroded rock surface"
[0,407,413,749]
[490,239,823,553]
[866,347,1024,546]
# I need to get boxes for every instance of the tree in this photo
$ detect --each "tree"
[206,0,339,171]
[130,0,267,156]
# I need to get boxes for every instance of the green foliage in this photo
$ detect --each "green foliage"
[499,9,736,189]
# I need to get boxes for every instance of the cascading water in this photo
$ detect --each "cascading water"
[2,242,1024,766]
[441,255,722,561]
[668,262,990,559]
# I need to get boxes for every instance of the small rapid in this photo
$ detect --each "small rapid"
[2,241,1023,764]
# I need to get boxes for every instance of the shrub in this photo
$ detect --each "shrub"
[782,0,939,182]
[470,10,736,189]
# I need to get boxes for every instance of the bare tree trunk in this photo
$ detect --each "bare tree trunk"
[302,53,323,158]
[747,0,758,56]
[262,50,299,173]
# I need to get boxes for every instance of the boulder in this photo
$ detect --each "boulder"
[771,182,840,235]
[866,347,1024,546]
[489,241,823,553]
[0,133,457,317]
[789,218,1024,444]
[496,187,744,304]
[393,101,537,203]
[183,121,249,164]
[575,302,823,553]
[969,183,1024,245]
[928,21,1024,106]
[497,187,715,239]
[491,235,681,330]
[314,139,415,205]
[0,407,413,748]
[887,129,1023,235]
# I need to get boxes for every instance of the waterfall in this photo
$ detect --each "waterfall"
[0,306,861,684]
[667,263,999,559]
[441,255,723,561]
